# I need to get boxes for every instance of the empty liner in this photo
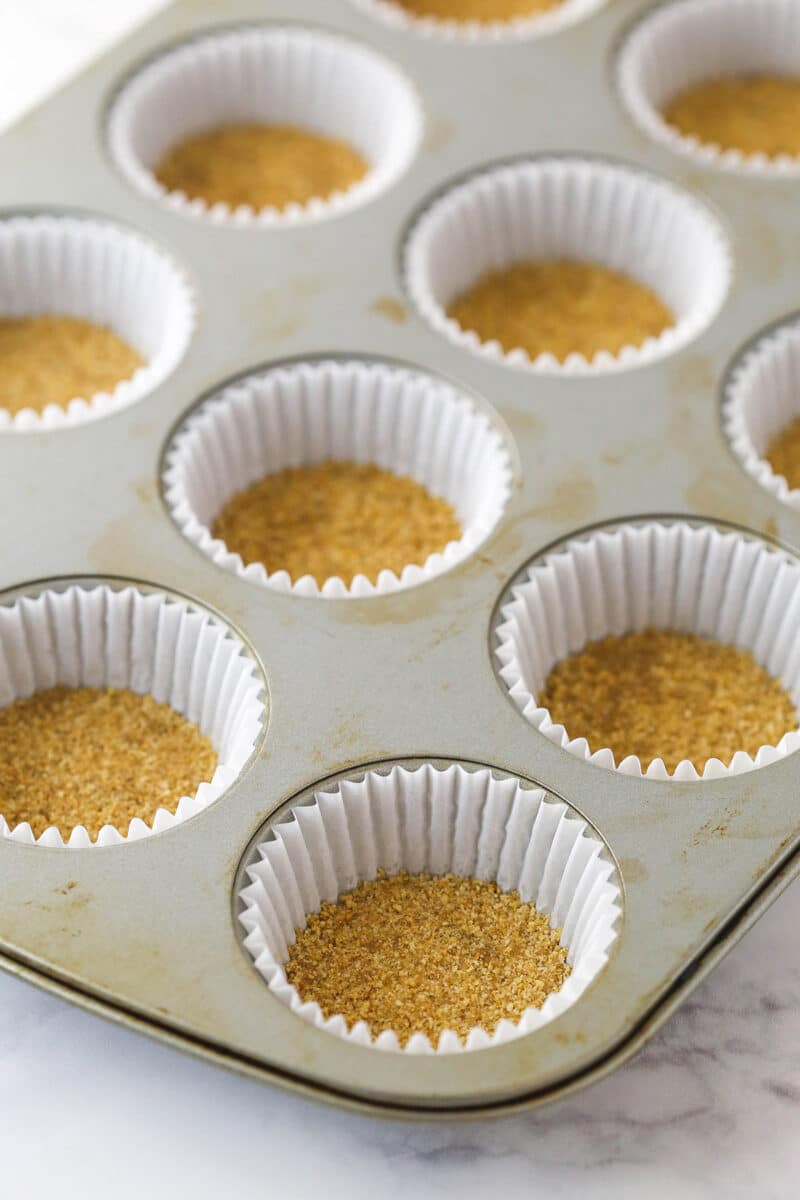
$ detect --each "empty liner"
[618,0,800,177]
[162,358,513,598]
[239,762,621,1053]
[403,157,731,374]
[108,26,423,226]
[0,214,193,431]
[349,0,608,44]
[0,583,265,846]
[495,520,800,780]
[723,316,800,510]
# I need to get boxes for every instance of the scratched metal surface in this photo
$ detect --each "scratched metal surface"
[0,0,799,1117]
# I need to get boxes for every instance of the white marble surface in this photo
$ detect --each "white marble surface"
[0,5,798,1196]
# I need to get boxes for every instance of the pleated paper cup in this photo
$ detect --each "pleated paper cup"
[162,358,513,598]
[108,26,423,227]
[0,582,265,847]
[495,520,800,780]
[349,0,608,44]
[0,214,194,431]
[403,157,731,374]
[618,0,800,178]
[238,761,621,1053]
[723,316,800,510]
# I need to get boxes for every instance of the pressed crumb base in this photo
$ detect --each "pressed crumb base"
[538,628,797,772]
[154,123,369,211]
[0,315,143,415]
[285,871,570,1046]
[447,260,674,362]
[212,459,462,586]
[663,76,800,159]
[765,416,800,490]
[0,685,218,839]
[388,0,562,20]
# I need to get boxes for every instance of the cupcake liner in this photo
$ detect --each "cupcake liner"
[108,26,423,227]
[238,761,621,1053]
[349,0,608,44]
[0,582,265,846]
[617,0,800,178]
[403,157,731,374]
[162,358,513,598]
[0,214,194,431]
[495,520,800,780]
[723,316,800,510]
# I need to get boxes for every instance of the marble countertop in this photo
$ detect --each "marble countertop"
[0,5,798,1196]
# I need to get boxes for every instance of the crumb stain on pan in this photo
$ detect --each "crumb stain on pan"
[763,515,779,541]
[662,886,707,924]
[369,296,407,323]
[619,857,649,885]
[256,275,325,342]
[423,118,456,154]
[134,478,155,505]
[525,471,597,524]
[669,353,714,397]
[506,409,543,440]
[745,221,783,283]
[684,470,740,515]
[554,1030,588,1046]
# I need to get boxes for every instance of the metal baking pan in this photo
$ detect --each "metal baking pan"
[1,0,799,1118]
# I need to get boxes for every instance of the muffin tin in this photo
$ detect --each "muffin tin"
[1,0,800,1117]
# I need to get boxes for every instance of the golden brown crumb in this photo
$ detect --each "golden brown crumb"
[212,459,462,585]
[285,870,570,1046]
[0,685,217,838]
[391,0,561,20]
[538,628,797,772]
[663,76,800,159]
[765,416,800,489]
[0,315,143,415]
[154,123,369,210]
[447,260,673,362]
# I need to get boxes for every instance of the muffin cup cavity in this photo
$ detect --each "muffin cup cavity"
[618,0,800,177]
[238,761,621,1053]
[494,520,800,780]
[0,214,194,431]
[0,582,265,846]
[108,26,423,226]
[723,316,800,509]
[349,0,608,44]
[162,358,513,598]
[403,157,731,374]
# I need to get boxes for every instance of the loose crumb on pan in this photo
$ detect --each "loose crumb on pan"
[212,459,462,586]
[285,870,570,1046]
[447,260,673,362]
[663,76,800,159]
[0,685,218,839]
[765,416,800,489]
[537,628,798,772]
[154,123,369,210]
[0,315,143,415]
[388,0,562,20]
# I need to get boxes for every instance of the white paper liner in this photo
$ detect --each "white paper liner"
[0,214,194,431]
[162,359,513,598]
[108,26,423,227]
[618,0,800,178]
[723,316,800,510]
[495,520,800,780]
[239,762,621,1053]
[403,157,731,374]
[349,0,608,44]
[0,583,265,847]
